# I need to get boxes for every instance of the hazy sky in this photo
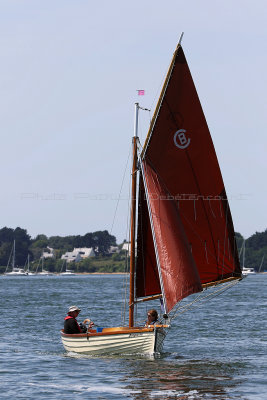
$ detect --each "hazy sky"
[0,0,266,242]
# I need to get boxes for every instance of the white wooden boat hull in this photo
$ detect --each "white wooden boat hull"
[242,268,256,275]
[61,326,167,355]
[4,270,28,276]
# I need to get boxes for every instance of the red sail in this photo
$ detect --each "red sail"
[137,160,203,313]
[136,45,241,310]
[136,174,161,298]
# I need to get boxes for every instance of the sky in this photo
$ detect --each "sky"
[0,0,266,243]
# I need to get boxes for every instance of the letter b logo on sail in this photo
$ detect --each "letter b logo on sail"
[173,129,190,149]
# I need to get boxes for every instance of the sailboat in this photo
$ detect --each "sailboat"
[24,254,35,276]
[59,259,75,275]
[61,37,242,355]
[4,240,28,276]
[240,240,255,275]
[37,255,52,275]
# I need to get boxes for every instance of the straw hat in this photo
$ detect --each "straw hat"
[68,305,81,313]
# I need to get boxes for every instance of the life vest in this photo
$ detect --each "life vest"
[64,315,82,333]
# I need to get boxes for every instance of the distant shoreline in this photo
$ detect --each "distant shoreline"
[74,272,128,275]
[0,272,128,276]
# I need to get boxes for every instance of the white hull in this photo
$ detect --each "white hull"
[59,272,75,275]
[4,269,28,276]
[242,267,256,275]
[37,271,53,275]
[61,326,167,355]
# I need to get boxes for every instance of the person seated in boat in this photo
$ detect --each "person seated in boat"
[145,309,158,326]
[64,305,94,334]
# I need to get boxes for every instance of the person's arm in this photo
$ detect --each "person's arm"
[83,318,94,328]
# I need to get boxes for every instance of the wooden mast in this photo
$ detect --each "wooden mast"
[129,103,139,327]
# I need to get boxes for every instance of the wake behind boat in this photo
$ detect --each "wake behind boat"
[61,36,242,356]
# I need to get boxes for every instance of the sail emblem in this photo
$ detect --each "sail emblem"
[173,129,190,149]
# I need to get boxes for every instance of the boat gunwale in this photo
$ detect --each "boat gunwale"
[60,326,168,338]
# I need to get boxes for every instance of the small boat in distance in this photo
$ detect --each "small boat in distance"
[4,240,28,276]
[242,267,256,275]
[61,36,242,356]
[25,254,36,276]
[59,260,75,275]
[37,254,52,275]
[240,239,256,275]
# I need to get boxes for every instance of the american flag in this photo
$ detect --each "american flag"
[137,89,145,96]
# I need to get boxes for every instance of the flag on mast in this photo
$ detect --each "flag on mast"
[137,89,145,96]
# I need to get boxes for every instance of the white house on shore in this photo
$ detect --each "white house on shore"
[61,247,95,263]
[108,245,119,254]
[121,242,138,252]
[42,247,55,259]
[121,242,137,255]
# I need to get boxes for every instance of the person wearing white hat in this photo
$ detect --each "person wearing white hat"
[64,305,94,334]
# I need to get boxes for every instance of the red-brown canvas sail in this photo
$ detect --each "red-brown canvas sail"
[135,173,162,298]
[137,160,203,313]
[136,44,241,312]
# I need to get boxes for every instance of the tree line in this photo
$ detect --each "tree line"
[0,227,117,273]
[1,226,267,273]
[236,230,267,272]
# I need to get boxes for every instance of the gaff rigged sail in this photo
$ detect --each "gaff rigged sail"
[135,44,241,313]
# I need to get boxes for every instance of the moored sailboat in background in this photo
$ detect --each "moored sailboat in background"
[61,36,242,356]
[59,259,75,275]
[240,240,256,275]
[37,255,52,275]
[4,240,28,276]
[24,254,36,276]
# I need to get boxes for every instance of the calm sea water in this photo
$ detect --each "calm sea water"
[0,274,266,399]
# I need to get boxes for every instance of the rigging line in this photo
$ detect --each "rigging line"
[137,179,147,297]
[110,143,131,236]
[170,280,239,320]
[121,154,133,326]
[221,201,229,277]
[185,280,240,308]
[149,52,175,120]
[169,291,204,321]
[121,197,131,324]
[172,278,240,315]
[140,161,167,313]
[121,248,129,325]
[239,239,244,258]
[5,242,14,272]
[142,45,179,158]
